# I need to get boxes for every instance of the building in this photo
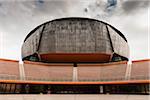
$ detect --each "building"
[0,17,149,94]
[22,17,129,63]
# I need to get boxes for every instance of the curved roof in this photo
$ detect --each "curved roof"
[24,17,127,42]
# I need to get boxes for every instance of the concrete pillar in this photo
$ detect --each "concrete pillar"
[72,67,78,81]
[99,86,103,94]
[125,63,132,80]
[19,63,25,80]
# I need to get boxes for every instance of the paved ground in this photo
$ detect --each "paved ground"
[0,94,149,100]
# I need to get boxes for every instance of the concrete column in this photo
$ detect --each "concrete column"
[99,86,103,94]
[72,67,78,81]
[125,63,132,80]
[19,63,25,80]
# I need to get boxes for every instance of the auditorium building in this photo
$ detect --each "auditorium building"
[0,17,149,94]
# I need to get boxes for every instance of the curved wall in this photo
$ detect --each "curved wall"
[22,17,129,63]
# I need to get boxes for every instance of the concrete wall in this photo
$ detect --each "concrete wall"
[78,62,127,81]
[131,60,150,80]
[24,61,73,81]
[0,59,19,79]
[0,59,149,82]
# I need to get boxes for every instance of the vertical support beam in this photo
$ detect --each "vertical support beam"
[19,63,25,80]
[72,63,78,81]
[0,84,3,93]
[73,67,78,81]
[14,84,16,93]
[99,85,103,94]
[125,63,132,80]
[0,83,2,93]
[128,64,132,80]
[9,84,12,93]
[11,84,15,93]
[3,84,7,93]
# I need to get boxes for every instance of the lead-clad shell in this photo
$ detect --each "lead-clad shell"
[22,17,129,63]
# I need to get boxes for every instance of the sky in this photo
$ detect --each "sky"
[0,0,150,61]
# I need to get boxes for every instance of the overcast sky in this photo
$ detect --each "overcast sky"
[0,0,150,61]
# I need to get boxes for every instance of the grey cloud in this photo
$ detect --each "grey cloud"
[0,0,70,17]
[84,0,150,19]
[83,0,108,19]
[0,0,71,36]
[121,0,150,14]
[33,0,70,16]
[85,0,117,13]
[107,0,117,8]
[37,0,44,4]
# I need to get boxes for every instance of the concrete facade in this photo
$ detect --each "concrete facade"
[0,59,149,82]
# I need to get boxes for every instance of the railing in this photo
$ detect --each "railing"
[0,74,149,82]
